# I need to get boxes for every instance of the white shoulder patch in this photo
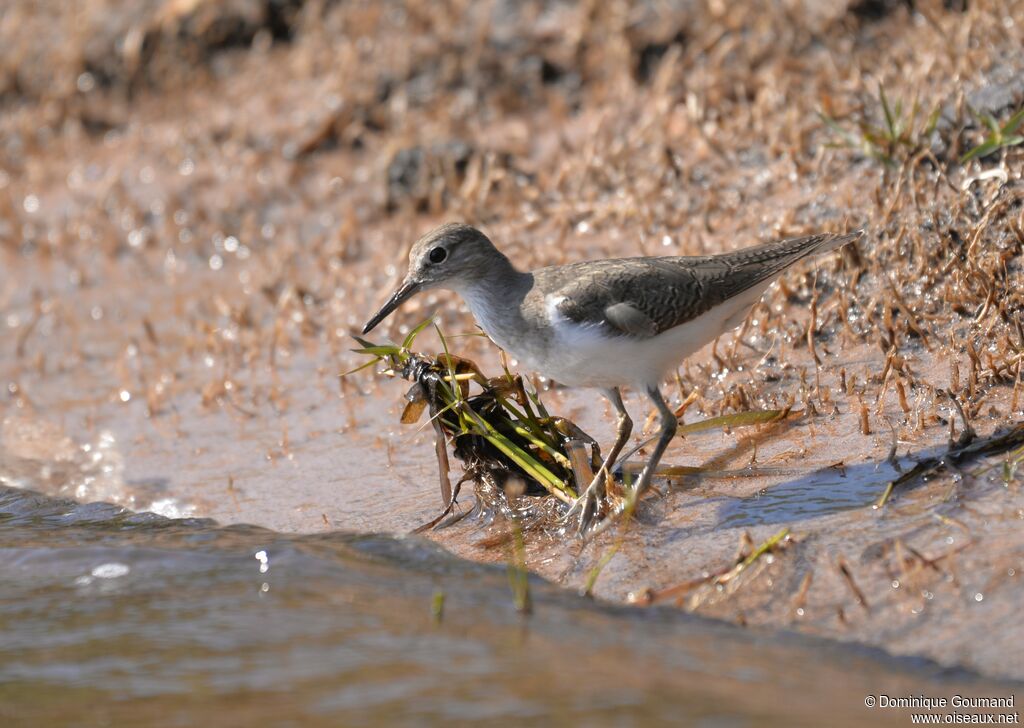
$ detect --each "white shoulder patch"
[545,294,568,323]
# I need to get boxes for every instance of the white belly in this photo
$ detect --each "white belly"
[538,285,769,389]
[461,279,770,390]
[536,319,700,388]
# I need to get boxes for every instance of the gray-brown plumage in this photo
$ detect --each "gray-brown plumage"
[541,231,854,339]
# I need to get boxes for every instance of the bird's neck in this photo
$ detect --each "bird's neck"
[453,256,533,343]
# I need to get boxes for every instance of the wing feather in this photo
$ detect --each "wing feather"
[545,231,861,339]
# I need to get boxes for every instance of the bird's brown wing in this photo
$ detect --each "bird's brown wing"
[547,231,860,338]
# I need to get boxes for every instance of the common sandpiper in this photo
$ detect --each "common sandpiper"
[363,223,862,531]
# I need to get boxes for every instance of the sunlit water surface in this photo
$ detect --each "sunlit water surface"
[0,436,995,727]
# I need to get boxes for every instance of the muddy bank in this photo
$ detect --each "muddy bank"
[2,0,1024,685]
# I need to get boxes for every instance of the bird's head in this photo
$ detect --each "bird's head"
[362,223,501,334]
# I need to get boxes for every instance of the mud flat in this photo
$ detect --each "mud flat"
[2,0,1023,691]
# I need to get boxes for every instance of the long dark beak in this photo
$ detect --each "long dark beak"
[362,279,422,334]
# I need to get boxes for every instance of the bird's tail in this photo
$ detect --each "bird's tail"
[806,228,865,256]
[702,228,864,308]
[722,228,864,271]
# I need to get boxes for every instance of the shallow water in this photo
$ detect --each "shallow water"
[716,460,906,529]
[0,476,1002,727]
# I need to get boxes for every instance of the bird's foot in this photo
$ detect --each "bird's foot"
[560,470,609,535]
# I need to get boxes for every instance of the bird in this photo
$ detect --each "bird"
[362,223,863,532]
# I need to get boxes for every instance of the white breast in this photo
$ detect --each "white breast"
[541,286,768,389]
[459,281,769,390]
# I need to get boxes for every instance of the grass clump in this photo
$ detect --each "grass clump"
[819,83,941,167]
[346,319,602,525]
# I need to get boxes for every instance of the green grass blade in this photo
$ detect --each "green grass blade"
[498,395,557,447]
[677,408,787,437]
[352,335,385,349]
[527,387,552,421]
[433,322,462,404]
[512,426,572,468]
[960,139,999,163]
[351,345,402,357]
[340,358,382,377]
[817,111,860,148]
[879,84,897,140]
[455,406,559,487]
[487,431,572,497]
[465,409,571,497]
[402,316,434,350]
[1001,106,1024,135]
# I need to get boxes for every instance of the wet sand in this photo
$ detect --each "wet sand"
[2,0,1024,687]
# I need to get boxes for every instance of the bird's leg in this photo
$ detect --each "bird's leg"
[578,385,678,540]
[627,385,678,506]
[562,388,631,530]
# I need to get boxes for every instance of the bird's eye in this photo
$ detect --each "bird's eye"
[428,247,447,264]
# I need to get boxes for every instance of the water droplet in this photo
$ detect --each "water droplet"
[119,390,131,403]
[148,499,195,519]
[91,563,130,579]
[76,72,96,93]
[209,254,223,271]
[178,158,195,176]
[974,592,983,602]
[891,580,900,589]
[23,195,39,213]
